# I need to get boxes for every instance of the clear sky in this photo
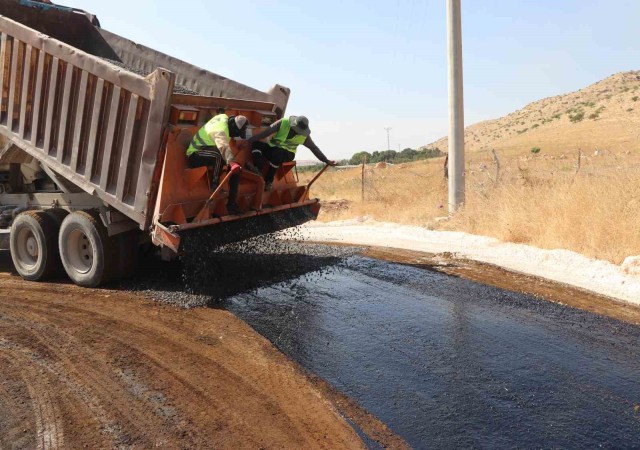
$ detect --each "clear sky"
[61,0,640,161]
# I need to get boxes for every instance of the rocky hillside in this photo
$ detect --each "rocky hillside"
[426,71,640,157]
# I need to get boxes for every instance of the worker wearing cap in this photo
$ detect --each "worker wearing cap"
[247,115,337,190]
[186,113,248,215]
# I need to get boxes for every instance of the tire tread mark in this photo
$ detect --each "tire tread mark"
[21,367,65,450]
[3,309,172,447]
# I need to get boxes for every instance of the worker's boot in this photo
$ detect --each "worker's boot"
[226,201,242,216]
[264,167,277,191]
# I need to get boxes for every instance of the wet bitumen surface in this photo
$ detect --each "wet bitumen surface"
[124,238,640,449]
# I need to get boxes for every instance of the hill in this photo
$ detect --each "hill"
[426,71,640,157]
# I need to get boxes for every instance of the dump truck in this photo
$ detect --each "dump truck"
[0,0,326,287]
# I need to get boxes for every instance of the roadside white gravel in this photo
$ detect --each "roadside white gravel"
[292,218,640,307]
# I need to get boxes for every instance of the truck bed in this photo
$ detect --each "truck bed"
[0,0,291,230]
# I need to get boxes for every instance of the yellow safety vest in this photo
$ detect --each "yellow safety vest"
[269,118,306,154]
[186,114,230,156]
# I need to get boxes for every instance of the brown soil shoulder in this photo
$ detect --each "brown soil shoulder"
[0,263,365,449]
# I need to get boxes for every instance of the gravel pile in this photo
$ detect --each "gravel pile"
[119,230,360,308]
[101,58,201,95]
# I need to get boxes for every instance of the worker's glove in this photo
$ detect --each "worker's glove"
[229,162,242,174]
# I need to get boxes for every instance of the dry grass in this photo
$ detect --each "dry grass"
[300,71,640,264]
[300,72,640,264]
[302,150,640,264]
[302,159,448,226]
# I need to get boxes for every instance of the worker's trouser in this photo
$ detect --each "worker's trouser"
[251,141,295,183]
[187,148,239,205]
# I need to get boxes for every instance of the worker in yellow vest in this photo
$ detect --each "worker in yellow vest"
[246,116,337,190]
[186,114,248,215]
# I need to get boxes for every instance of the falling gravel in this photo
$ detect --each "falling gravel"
[120,230,359,308]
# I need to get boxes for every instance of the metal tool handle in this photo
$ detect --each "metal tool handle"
[301,164,329,201]
[193,170,235,223]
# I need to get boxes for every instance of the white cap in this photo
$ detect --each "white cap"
[235,115,248,130]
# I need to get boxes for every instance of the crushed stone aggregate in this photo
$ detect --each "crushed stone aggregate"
[118,229,360,308]
[100,58,200,95]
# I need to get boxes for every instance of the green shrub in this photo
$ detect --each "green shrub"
[633,96,639,102]
[347,147,443,166]
[349,151,372,165]
[531,147,541,154]
[569,110,585,122]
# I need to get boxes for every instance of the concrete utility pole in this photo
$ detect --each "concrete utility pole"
[384,127,392,150]
[447,0,465,213]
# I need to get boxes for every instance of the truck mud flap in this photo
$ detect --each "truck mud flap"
[0,229,9,251]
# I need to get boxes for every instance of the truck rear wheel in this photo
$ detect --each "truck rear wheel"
[10,211,61,281]
[59,211,116,287]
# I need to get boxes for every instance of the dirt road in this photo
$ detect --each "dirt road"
[0,252,365,449]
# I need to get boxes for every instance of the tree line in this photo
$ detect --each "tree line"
[297,147,444,172]
[348,147,443,165]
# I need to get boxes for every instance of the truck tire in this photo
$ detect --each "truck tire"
[10,211,61,281]
[58,211,117,287]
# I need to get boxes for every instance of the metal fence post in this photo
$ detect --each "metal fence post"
[361,155,366,202]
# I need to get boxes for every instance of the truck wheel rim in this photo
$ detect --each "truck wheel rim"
[16,228,39,270]
[67,229,93,274]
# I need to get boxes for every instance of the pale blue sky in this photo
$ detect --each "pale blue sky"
[62,0,640,160]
